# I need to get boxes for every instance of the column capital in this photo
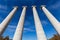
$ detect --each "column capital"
[13,6,18,8]
[22,6,27,8]
[32,5,36,8]
[40,5,46,9]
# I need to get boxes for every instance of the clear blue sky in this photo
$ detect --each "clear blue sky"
[0,0,60,40]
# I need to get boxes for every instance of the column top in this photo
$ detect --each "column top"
[22,6,27,8]
[40,5,46,8]
[40,5,46,9]
[32,5,36,7]
[13,6,18,8]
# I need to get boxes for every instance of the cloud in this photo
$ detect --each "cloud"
[49,1,60,9]
[24,28,35,32]
[8,25,16,29]
[0,4,7,10]
[41,20,48,25]
[6,25,16,33]
[0,4,8,13]
[7,25,35,33]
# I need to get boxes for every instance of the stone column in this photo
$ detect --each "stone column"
[32,6,47,40]
[41,5,60,35]
[0,6,18,35]
[13,6,27,40]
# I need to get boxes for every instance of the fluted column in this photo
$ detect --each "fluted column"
[41,5,60,35]
[13,6,27,40]
[0,6,18,35]
[32,6,47,40]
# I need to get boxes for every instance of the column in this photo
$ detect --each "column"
[32,6,47,40]
[0,6,18,35]
[13,6,27,40]
[41,5,60,35]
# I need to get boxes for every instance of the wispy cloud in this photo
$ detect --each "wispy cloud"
[24,28,35,32]
[0,4,8,13]
[49,1,60,9]
[7,25,16,32]
[7,25,35,33]
[8,25,16,29]
[41,20,48,25]
[0,4,7,10]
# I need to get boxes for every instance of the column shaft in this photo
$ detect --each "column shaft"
[0,6,18,35]
[32,6,47,40]
[13,6,26,40]
[41,6,60,35]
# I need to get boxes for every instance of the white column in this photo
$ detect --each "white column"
[0,6,18,35]
[13,6,27,40]
[32,6,47,40]
[41,5,60,35]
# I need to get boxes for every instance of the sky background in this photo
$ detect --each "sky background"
[0,0,60,40]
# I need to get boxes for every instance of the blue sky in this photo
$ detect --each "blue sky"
[0,0,60,40]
